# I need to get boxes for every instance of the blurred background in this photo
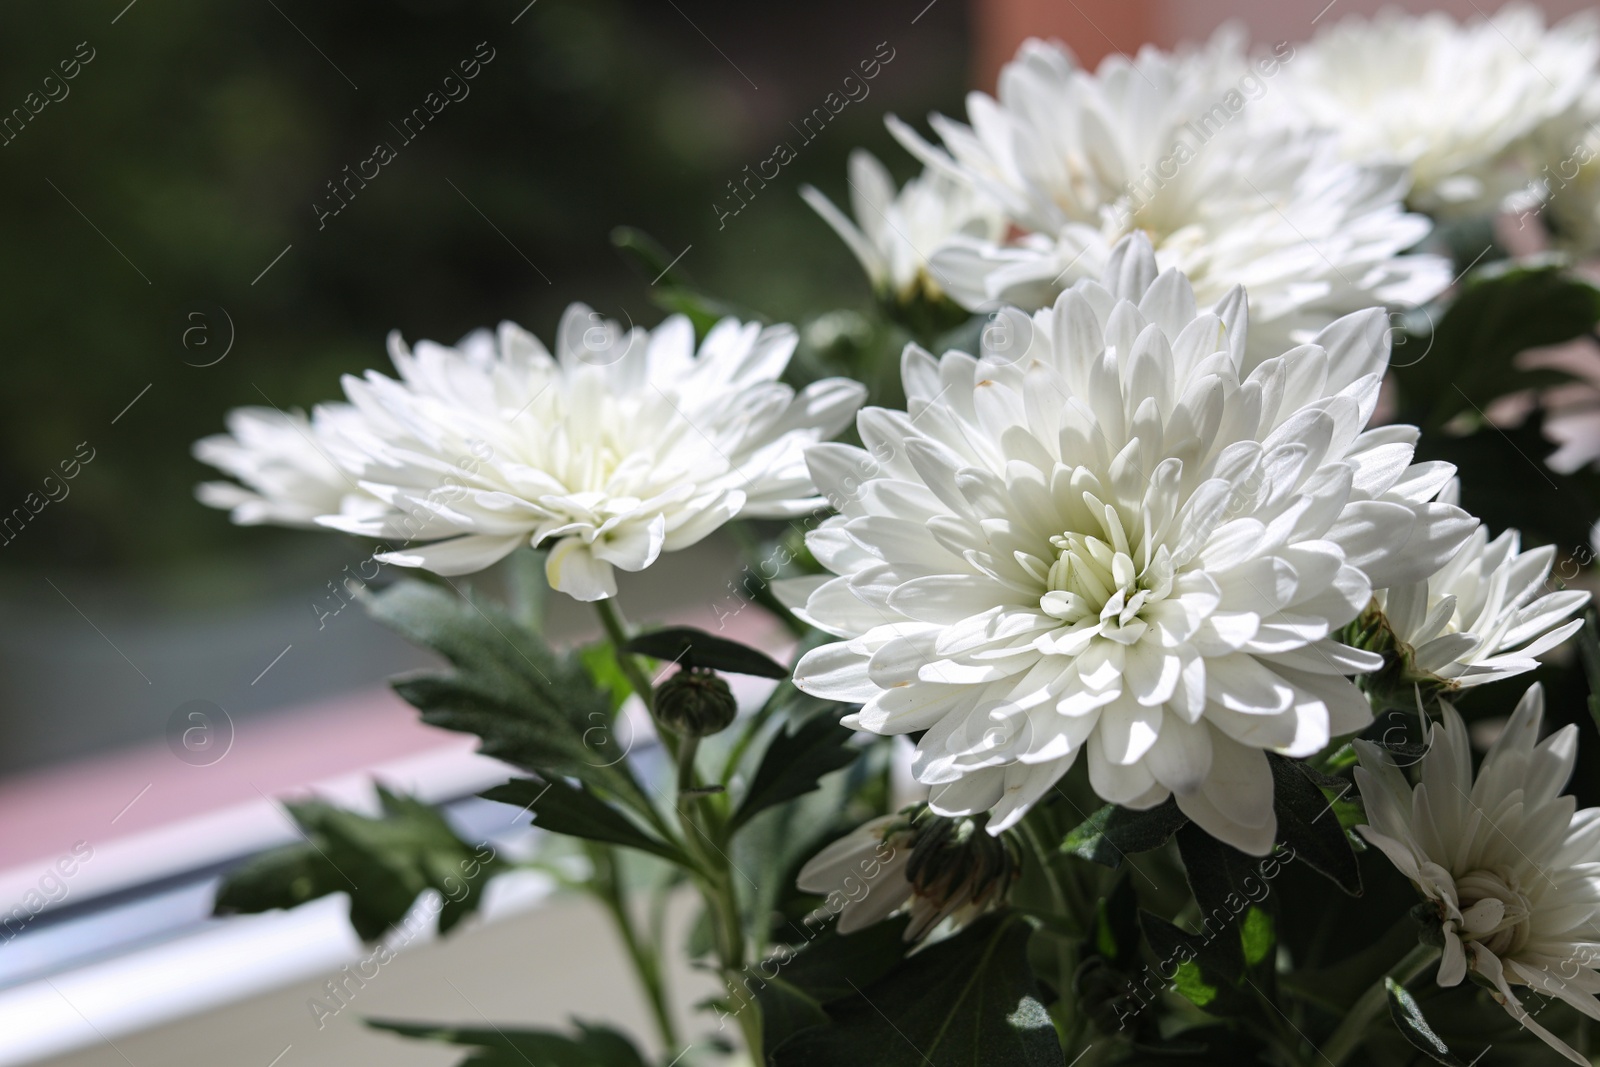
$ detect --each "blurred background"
[5,1,1599,1065]
[0,0,973,773]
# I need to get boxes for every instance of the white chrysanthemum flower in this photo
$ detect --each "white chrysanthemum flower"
[1272,4,1599,217]
[785,234,1476,854]
[1375,479,1588,691]
[796,808,1017,942]
[889,37,1449,359]
[800,150,1005,305]
[1355,688,1600,1064]
[312,306,865,600]
[1510,92,1600,256]
[194,406,371,528]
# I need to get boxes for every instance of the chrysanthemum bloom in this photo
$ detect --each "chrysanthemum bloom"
[1355,687,1600,1064]
[801,149,1004,308]
[194,406,372,527]
[786,234,1475,853]
[1272,4,1599,217]
[201,307,865,601]
[889,37,1449,359]
[1511,90,1600,257]
[796,806,1018,941]
[1361,479,1588,701]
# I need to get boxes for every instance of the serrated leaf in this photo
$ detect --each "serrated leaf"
[215,787,505,941]
[481,778,686,866]
[752,916,911,1056]
[371,1018,649,1067]
[369,580,652,815]
[771,913,1060,1066]
[1268,755,1361,896]
[730,713,859,832]
[213,824,342,917]
[621,625,787,679]
[1386,978,1469,1066]
[1062,799,1187,867]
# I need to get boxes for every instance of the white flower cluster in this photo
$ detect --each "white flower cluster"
[781,233,1586,854]
[804,6,1600,331]
[196,14,1600,1052]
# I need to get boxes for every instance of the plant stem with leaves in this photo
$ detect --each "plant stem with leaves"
[591,599,762,1061]
[1322,942,1439,1065]
[585,842,680,1052]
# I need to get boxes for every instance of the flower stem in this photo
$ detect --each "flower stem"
[1322,942,1439,1066]
[587,843,680,1053]
[594,597,659,717]
[1017,815,1082,1048]
[590,598,756,1062]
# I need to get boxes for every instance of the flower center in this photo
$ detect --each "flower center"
[1039,530,1172,644]
[1454,867,1534,957]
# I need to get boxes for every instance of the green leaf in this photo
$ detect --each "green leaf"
[578,642,631,715]
[729,712,860,832]
[1090,872,1141,970]
[369,580,652,815]
[1172,824,1281,997]
[1393,264,1600,429]
[609,225,689,288]
[1279,916,1420,1014]
[1137,911,1257,1020]
[751,916,912,1056]
[653,285,742,338]
[1061,798,1187,867]
[213,818,343,916]
[215,787,506,941]
[1268,755,1361,895]
[771,913,1061,1066]
[621,625,788,679]
[1385,978,1469,1066]
[371,1018,649,1067]
[481,778,686,866]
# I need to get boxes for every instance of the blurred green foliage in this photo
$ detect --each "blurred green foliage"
[0,0,969,572]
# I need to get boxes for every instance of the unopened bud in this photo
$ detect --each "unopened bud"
[654,668,737,738]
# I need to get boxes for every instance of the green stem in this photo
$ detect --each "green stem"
[591,597,756,1063]
[1322,943,1439,1066]
[677,735,702,795]
[595,597,659,718]
[587,844,679,1052]
[1017,816,1082,1050]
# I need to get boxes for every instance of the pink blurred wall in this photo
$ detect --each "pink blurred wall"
[974,0,1598,88]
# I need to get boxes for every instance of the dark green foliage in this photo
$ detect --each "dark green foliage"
[370,580,655,816]
[621,625,788,679]
[481,777,686,865]
[1386,979,1470,1066]
[1392,265,1600,429]
[729,711,860,832]
[1061,799,1187,868]
[771,914,1062,1067]
[215,785,504,941]
[370,1018,649,1067]
[1267,755,1362,896]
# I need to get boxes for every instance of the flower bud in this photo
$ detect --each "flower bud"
[796,805,1020,942]
[654,668,737,738]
